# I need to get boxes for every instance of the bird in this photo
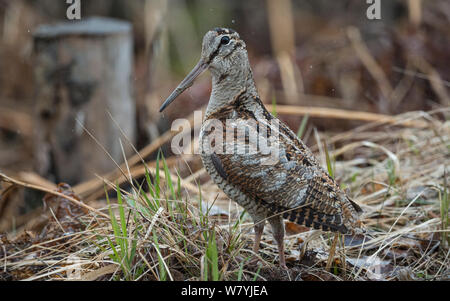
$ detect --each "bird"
[159,27,364,269]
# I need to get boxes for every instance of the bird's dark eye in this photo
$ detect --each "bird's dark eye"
[220,36,230,45]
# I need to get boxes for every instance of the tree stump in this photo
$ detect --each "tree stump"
[33,17,135,184]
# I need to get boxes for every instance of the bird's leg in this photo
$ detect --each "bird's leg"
[253,221,265,254]
[246,216,265,267]
[268,215,287,269]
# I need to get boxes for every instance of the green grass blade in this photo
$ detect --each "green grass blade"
[237,260,245,281]
[206,230,219,281]
[252,265,262,281]
[441,169,449,247]
[105,185,121,244]
[297,114,309,139]
[324,142,335,179]
[155,150,161,200]
[144,166,156,199]
[271,93,277,117]
[116,183,128,240]
[153,232,166,281]
[161,154,176,200]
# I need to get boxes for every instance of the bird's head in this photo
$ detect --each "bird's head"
[159,27,247,112]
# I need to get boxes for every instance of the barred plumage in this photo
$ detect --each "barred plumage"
[160,27,364,269]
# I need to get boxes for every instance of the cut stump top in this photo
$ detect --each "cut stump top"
[33,16,131,39]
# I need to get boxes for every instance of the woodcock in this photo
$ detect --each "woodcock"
[159,28,364,268]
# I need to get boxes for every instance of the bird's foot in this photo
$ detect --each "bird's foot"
[278,252,288,270]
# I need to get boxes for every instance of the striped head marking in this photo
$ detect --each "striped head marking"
[203,28,243,65]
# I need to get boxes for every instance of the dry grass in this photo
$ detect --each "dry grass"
[0,0,449,282]
[1,108,448,281]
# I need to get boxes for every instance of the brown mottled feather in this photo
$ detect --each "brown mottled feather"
[163,27,365,267]
[203,95,362,234]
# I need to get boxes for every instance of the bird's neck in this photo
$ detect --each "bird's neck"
[206,60,259,117]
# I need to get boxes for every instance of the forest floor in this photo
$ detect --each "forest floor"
[1,108,448,281]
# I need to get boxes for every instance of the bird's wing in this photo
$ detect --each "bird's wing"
[203,108,361,233]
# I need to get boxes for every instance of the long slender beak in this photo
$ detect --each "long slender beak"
[159,59,208,112]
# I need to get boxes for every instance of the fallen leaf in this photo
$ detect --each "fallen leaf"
[382,237,421,260]
[343,233,372,247]
[347,255,393,280]
[81,264,118,281]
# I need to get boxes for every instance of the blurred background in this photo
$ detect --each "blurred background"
[1,1,449,280]
[0,0,449,182]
